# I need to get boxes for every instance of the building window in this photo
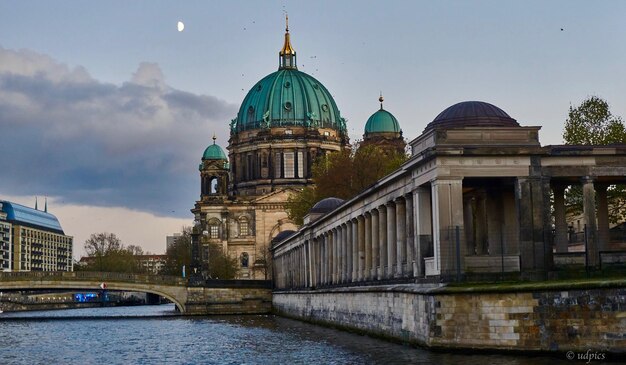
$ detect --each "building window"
[210,177,219,194]
[241,252,249,268]
[283,152,295,178]
[210,224,219,239]
[239,217,249,237]
[297,151,304,178]
[275,153,282,178]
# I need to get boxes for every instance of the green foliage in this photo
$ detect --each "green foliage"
[563,95,626,145]
[79,232,145,273]
[287,144,407,225]
[160,227,192,276]
[204,243,239,280]
[562,96,626,223]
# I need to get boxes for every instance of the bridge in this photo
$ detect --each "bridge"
[0,271,272,315]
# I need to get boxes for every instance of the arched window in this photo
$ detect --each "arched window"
[210,177,219,194]
[207,218,221,239]
[238,217,249,237]
[240,252,249,268]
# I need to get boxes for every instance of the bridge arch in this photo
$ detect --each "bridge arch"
[0,272,189,313]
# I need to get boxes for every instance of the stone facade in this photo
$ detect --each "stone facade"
[191,24,349,279]
[272,110,626,285]
[273,284,626,353]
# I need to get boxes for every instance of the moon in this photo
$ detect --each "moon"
[177,21,185,32]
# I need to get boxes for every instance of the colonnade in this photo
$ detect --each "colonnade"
[274,189,438,289]
[552,177,613,266]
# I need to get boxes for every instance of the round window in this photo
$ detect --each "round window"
[284,102,292,111]
[256,84,262,91]
[321,104,329,112]
[284,81,291,88]
[313,84,319,89]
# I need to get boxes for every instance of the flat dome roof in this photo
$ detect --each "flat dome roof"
[309,197,344,214]
[424,101,519,132]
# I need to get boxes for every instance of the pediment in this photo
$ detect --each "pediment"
[253,188,298,203]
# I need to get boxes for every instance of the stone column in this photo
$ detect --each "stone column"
[583,177,599,267]
[463,196,475,255]
[311,238,317,287]
[515,177,552,271]
[333,228,339,284]
[395,197,406,278]
[336,226,346,283]
[364,213,372,281]
[414,187,432,277]
[596,184,610,253]
[553,184,569,253]
[371,209,380,279]
[320,233,328,285]
[342,223,349,283]
[346,221,353,282]
[357,216,365,281]
[378,206,388,279]
[352,219,359,282]
[386,202,397,279]
[405,193,415,278]
[325,233,330,285]
[431,178,464,277]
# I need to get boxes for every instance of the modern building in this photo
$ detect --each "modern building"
[0,207,11,271]
[166,233,182,251]
[191,19,352,279]
[0,200,73,272]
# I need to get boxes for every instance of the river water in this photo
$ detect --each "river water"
[0,305,616,364]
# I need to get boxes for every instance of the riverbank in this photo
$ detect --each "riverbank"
[272,277,626,357]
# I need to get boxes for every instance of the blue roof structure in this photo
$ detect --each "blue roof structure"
[0,200,65,234]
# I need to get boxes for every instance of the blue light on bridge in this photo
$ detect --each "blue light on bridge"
[74,293,99,302]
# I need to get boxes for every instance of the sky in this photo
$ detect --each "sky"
[1,1,626,258]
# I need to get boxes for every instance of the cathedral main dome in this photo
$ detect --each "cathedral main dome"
[233,69,344,133]
[226,17,350,197]
[230,17,346,136]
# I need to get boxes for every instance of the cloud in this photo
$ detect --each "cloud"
[0,47,237,218]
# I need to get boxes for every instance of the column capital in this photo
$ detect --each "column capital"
[581,176,595,184]
[431,177,463,186]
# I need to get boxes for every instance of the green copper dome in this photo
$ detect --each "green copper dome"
[364,108,401,134]
[231,69,346,134]
[202,141,227,161]
[229,21,346,135]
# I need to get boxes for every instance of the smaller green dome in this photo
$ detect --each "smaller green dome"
[202,141,227,161]
[364,108,401,134]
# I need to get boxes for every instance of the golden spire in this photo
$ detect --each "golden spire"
[280,14,295,56]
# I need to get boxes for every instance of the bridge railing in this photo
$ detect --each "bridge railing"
[0,271,187,286]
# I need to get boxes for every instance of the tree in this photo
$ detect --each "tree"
[288,144,407,225]
[79,232,144,273]
[563,96,626,145]
[204,243,239,280]
[563,96,626,223]
[160,227,192,276]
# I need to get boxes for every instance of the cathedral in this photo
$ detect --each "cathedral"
[191,18,404,279]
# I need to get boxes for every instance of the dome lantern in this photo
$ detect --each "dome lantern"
[279,15,297,70]
[202,135,228,161]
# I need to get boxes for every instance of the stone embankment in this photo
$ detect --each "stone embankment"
[273,279,626,354]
